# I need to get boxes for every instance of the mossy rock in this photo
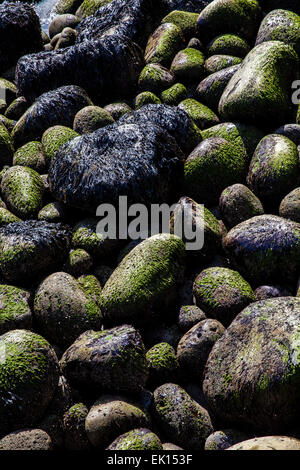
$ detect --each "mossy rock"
[0,329,60,435]
[153,383,213,450]
[138,64,175,94]
[55,0,83,14]
[205,429,248,450]
[38,201,66,222]
[197,0,262,42]
[160,83,187,105]
[73,106,114,134]
[203,297,300,432]
[60,325,148,393]
[279,188,300,223]
[178,98,219,130]
[193,267,255,326]
[274,124,300,146]
[146,342,180,387]
[161,10,199,39]
[0,78,17,105]
[178,305,206,333]
[85,395,150,448]
[103,102,132,121]
[196,64,241,111]
[76,0,112,19]
[0,429,53,450]
[0,207,21,227]
[100,234,185,326]
[0,285,32,335]
[77,274,102,308]
[41,125,79,165]
[247,134,300,208]
[255,9,300,56]
[134,91,161,109]
[184,137,247,206]
[207,34,250,57]
[204,54,242,74]
[5,97,28,121]
[13,141,46,173]
[0,123,13,167]
[0,115,15,133]
[34,271,103,347]
[107,428,163,450]
[63,248,93,277]
[219,183,264,229]
[254,285,292,301]
[1,166,44,219]
[63,403,90,450]
[219,41,299,126]
[144,23,184,67]
[170,48,205,84]
[223,214,300,284]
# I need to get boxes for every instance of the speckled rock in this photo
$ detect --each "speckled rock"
[274,124,300,146]
[146,342,180,387]
[63,249,93,277]
[38,201,66,222]
[177,305,206,332]
[279,188,300,223]
[228,436,300,450]
[205,429,248,450]
[0,208,21,227]
[219,184,264,229]
[0,285,32,335]
[103,102,132,120]
[107,428,163,450]
[13,141,46,174]
[204,54,242,74]
[254,285,292,301]
[0,429,53,450]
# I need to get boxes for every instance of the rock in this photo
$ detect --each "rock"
[41,125,79,165]
[49,14,80,39]
[93,265,113,287]
[50,33,61,48]
[38,414,64,448]
[0,3,43,74]
[107,428,163,450]
[184,137,247,206]
[203,297,300,431]
[0,329,59,435]
[100,234,185,326]
[73,106,114,134]
[207,34,250,57]
[0,208,21,227]
[187,37,203,49]
[55,0,83,15]
[1,166,44,219]
[178,99,219,130]
[195,64,241,111]
[0,115,15,133]
[219,41,299,126]
[33,272,103,347]
[85,395,150,448]
[228,436,300,451]
[0,123,14,167]
[274,124,300,146]
[204,54,242,74]
[76,0,112,19]
[219,184,264,229]
[46,375,75,416]
[38,202,66,222]
[77,274,102,308]
[138,64,175,94]
[161,83,187,105]
[161,10,199,39]
[0,78,17,105]
[177,305,206,332]
[193,267,255,326]
[0,220,71,284]
[63,249,93,276]
[146,342,180,387]
[55,27,77,49]
[163,442,184,450]
[279,188,300,223]
[255,9,300,56]
[103,102,132,120]
[0,285,31,335]
[177,319,225,380]
[13,141,46,173]
[12,86,90,149]
[63,403,90,450]
[197,0,262,42]
[254,285,292,301]
[153,383,213,450]
[0,429,53,451]
[135,92,161,108]
[144,23,184,67]
[170,48,205,84]
[247,134,300,207]
[60,325,148,393]
[205,429,247,450]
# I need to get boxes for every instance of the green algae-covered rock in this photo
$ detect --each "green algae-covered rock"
[0,123,13,167]
[1,166,44,219]
[161,10,199,39]
[38,201,66,222]
[177,319,225,379]
[63,403,90,450]
[228,436,300,450]
[255,9,300,56]
[0,207,21,227]
[34,271,102,348]
[76,0,112,19]
[107,428,163,450]
[247,134,300,207]
[203,297,300,432]
[223,214,300,284]
[5,97,28,121]
[55,0,83,14]
[178,98,219,130]
[41,125,79,165]
[219,183,264,229]
[100,234,185,325]
[103,102,132,121]
[60,325,148,393]
[77,274,102,308]
[279,188,300,223]
[219,41,299,126]
[197,0,262,42]
[144,23,184,67]
[0,285,32,335]
[193,267,255,326]
[73,106,114,134]
[0,329,60,435]
[0,115,15,134]
[13,141,46,173]
[196,64,241,111]
[153,383,213,450]
[170,48,205,84]
[161,83,187,105]
[134,91,161,109]
[205,429,247,450]
[184,137,247,206]
[146,342,180,387]
[178,305,206,333]
[207,34,250,57]
[0,78,17,105]
[138,64,175,95]
[63,248,93,277]
[85,395,150,448]
[204,54,242,74]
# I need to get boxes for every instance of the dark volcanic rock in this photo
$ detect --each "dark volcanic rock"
[0,3,43,74]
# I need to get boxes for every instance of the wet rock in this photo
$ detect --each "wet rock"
[63,249,93,276]
[0,285,32,335]
[42,125,79,166]
[107,428,163,450]
[138,64,175,95]
[0,78,17,106]
[55,27,77,49]
[207,34,250,57]
[49,14,80,39]
[135,92,161,108]
[13,141,46,173]
[279,188,300,223]
[63,403,91,450]
[0,123,14,167]
[144,23,184,67]
[177,305,206,332]
[146,342,180,387]
[0,429,53,451]
[55,0,83,15]
[171,48,205,84]
[178,99,219,130]
[161,10,199,39]
[204,54,242,74]
[103,102,132,120]
[0,208,21,227]
[38,201,66,222]
[73,106,114,134]
[76,0,113,19]
[161,83,187,105]
[77,274,102,308]
[219,184,264,229]
[205,429,248,450]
